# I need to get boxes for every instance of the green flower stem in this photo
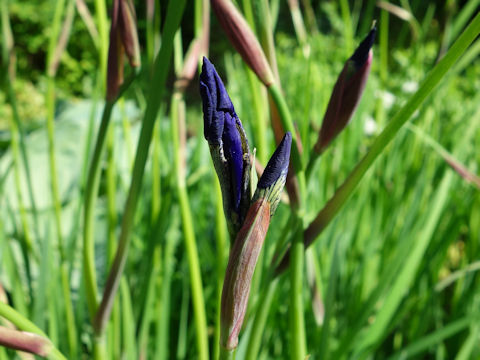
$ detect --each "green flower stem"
[93,0,108,85]
[83,99,113,320]
[83,72,137,324]
[7,112,35,262]
[171,89,209,360]
[93,0,186,338]
[289,224,306,360]
[45,1,80,356]
[267,83,307,359]
[214,178,228,360]
[219,347,236,360]
[245,278,279,359]
[267,84,306,196]
[281,11,480,271]
[0,303,66,360]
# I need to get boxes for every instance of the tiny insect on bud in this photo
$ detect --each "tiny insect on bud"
[314,27,376,154]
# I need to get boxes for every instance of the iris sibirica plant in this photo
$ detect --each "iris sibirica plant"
[200,57,291,354]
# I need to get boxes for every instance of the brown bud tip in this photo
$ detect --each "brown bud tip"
[119,0,141,68]
[314,30,374,154]
[211,0,274,86]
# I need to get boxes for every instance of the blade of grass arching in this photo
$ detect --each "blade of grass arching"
[355,171,454,354]
[388,315,477,360]
[120,278,137,359]
[317,239,340,360]
[406,124,480,189]
[456,324,479,360]
[93,0,187,338]
[334,178,431,357]
[298,12,480,257]
[450,0,480,45]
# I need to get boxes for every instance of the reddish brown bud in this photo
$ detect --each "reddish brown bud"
[106,0,140,101]
[211,0,275,86]
[119,0,141,68]
[220,199,271,350]
[0,326,52,357]
[314,28,376,154]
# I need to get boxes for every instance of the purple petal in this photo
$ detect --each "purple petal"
[223,112,244,211]
[258,132,291,189]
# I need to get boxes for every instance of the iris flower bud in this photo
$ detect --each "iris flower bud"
[220,133,291,351]
[253,132,292,214]
[313,27,376,154]
[106,0,141,101]
[211,0,275,86]
[200,57,252,238]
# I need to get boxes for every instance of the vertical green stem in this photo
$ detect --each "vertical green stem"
[94,0,108,86]
[245,279,279,359]
[83,100,114,320]
[214,178,227,360]
[289,224,306,360]
[339,0,353,56]
[171,89,209,359]
[93,0,186,337]
[45,1,78,356]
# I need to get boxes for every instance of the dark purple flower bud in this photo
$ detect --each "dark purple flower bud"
[313,27,376,155]
[254,132,291,215]
[200,57,251,237]
[219,135,290,351]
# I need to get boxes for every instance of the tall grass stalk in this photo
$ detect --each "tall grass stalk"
[45,0,78,356]
[170,35,209,358]
[93,0,187,347]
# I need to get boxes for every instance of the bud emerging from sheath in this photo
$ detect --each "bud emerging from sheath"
[253,132,292,215]
[200,57,252,238]
[211,0,275,86]
[313,27,376,154]
[220,133,291,350]
[119,0,141,68]
[106,0,141,101]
